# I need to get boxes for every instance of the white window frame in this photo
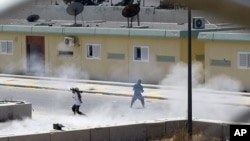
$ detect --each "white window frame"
[133,45,149,62]
[0,40,13,55]
[86,44,101,59]
[238,52,250,69]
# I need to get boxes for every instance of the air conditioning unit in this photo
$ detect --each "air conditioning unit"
[192,17,205,29]
[64,36,75,47]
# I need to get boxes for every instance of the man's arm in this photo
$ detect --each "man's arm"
[141,86,144,93]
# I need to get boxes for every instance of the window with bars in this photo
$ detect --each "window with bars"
[133,46,149,62]
[86,44,101,59]
[0,40,13,55]
[238,52,250,69]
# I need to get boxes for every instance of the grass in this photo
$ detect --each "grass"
[149,128,222,141]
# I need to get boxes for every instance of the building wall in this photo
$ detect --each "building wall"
[204,41,250,90]
[52,35,182,84]
[180,38,205,64]
[0,33,25,74]
[128,37,180,83]
[77,35,180,84]
[81,35,129,81]
[0,31,185,84]
[46,35,83,78]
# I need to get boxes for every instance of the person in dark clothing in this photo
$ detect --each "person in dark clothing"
[131,79,145,108]
[71,87,85,115]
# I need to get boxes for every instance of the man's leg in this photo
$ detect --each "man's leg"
[76,105,83,115]
[139,96,145,108]
[72,104,76,115]
[130,96,137,108]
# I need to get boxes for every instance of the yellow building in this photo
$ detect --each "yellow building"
[198,32,250,91]
[0,24,218,84]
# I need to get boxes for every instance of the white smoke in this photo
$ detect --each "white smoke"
[54,63,89,80]
[52,41,89,80]
[205,74,243,92]
[159,62,203,88]
[158,62,245,122]
[130,62,163,83]
[159,62,243,91]
[0,60,247,137]
[0,102,171,136]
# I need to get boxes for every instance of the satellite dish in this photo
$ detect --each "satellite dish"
[66,2,84,27]
[122,1,141,28]
[27,14,40,22]
[122,3,141,18]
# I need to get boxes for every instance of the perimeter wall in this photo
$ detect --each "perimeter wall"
[0,119,236,141]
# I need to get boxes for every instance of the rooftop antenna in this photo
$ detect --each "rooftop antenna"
[66,2,84,27]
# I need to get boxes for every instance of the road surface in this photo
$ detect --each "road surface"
[1,81,250,136]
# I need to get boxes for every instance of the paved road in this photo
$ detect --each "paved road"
[1,74,250,136]
[0,85,172,136]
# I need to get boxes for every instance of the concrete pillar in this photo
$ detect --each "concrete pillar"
[0,102,32,122]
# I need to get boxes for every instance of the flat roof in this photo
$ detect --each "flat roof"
[198,32,250,42]
[0,19,245,38]
[0,19,202,30]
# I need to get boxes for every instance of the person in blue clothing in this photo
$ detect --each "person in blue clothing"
[70,87,85,115]
[130,79,145,108]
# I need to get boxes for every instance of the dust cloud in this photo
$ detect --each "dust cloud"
[159,62,243,91]
[0,62,247,137]
[158,62,246,122]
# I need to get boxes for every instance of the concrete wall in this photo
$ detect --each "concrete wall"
[50,129,90,141]
[4,5,224,24]
[28,0,161,7]
[110,124,146,141]
[0,119,234,141]
[146,121,166,140]
[8,133,50,141]
[0,102,32,122]
[90,127,110,141]
[0,137,8,141]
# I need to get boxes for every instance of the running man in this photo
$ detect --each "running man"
[130,79,145,108]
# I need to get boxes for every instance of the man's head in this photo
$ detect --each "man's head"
[70,87,79,93]
[137,79,141,84]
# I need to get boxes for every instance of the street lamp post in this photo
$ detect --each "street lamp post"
[187,4,192,140]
